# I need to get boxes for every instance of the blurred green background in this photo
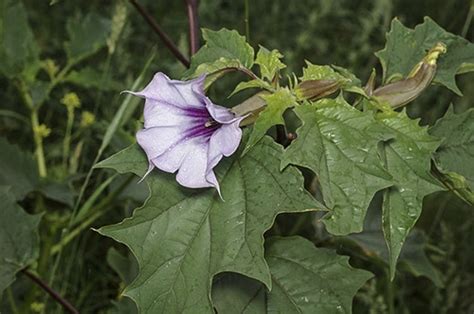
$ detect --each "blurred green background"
[1,0,473,313]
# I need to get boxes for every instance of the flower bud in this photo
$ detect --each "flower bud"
[34,124,51,138]
[61,92,81,111]
[80,111,96,128]
[295,79,341,101]
[373,42,447,108]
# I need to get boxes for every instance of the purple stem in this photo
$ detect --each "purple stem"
[185,0,200,55]
[21,269,79,314]
[129,0,190,68]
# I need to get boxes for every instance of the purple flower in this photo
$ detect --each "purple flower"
[127,72,244,194]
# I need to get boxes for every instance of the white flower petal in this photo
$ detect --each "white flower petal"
[136,126,188,160]
[129,73,206,109]
[143,98,207,129]
[176,143,216,189]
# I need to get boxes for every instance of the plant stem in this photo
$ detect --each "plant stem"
[62,108,74,171]
[185,0,200,55]
[16,80,48,177]
[31,110,47,178]
[50,175,134,255]
[244,0,250,40]
[129,0,190,67]
[21,269,79,314]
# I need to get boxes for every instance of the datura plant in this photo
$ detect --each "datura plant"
[93,20,474,313]
[1,2,474,313]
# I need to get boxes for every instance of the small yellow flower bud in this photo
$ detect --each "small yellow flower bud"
[61,93,81,110]
[34,124,51,138]
[80,111,96,128]
[30,302,45,313]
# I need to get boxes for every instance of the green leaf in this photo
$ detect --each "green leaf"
[96,136,320,313]
[282,99,393,235]
[429,107,474,188]
[65,13,111,62]
[397,230,444,287]
[213,237,372,313]
[299,63,365,97]
[255,46,286,81]
[0,138,73,205]
[331,65,367,96]
[212,273,266,314]
[0,187,41,296]
[187,28,254,75]
[301,62,346,81]
[243,89,297,154]
[349,198,444,287]
[0,137,38,200]
[432,169,474,205]
[0,0,39,79]
[230,79,273,96]
[187,57,244,89]
[376,17,474,95]
[36,181,74,207]
[378,110,443,279]
[64,67,122,91]
[265,237,372,313]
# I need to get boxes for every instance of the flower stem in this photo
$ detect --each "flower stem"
[31,110,47,178]
[244,0,250,40]
[62,108,75,172]
[129,0,190,67]
[50,174,134,255]
[21,269,79,314]
[16,80,48,177]
[185,0,200,55]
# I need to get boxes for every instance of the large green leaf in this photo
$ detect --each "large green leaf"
[378,111,443,279]
[212,236,372,313]
[282,99,393,235]
[96,137,320,313]
[243,89,297,154]
[429,107,474,188]
[0,0,39,79]
[64,13,111,62]
[0,137,38,200]
[376,17,474,95]
[187,28,254,75]
[0,187,41,296]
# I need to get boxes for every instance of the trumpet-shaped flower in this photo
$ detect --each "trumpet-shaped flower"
[128,73,244,194]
